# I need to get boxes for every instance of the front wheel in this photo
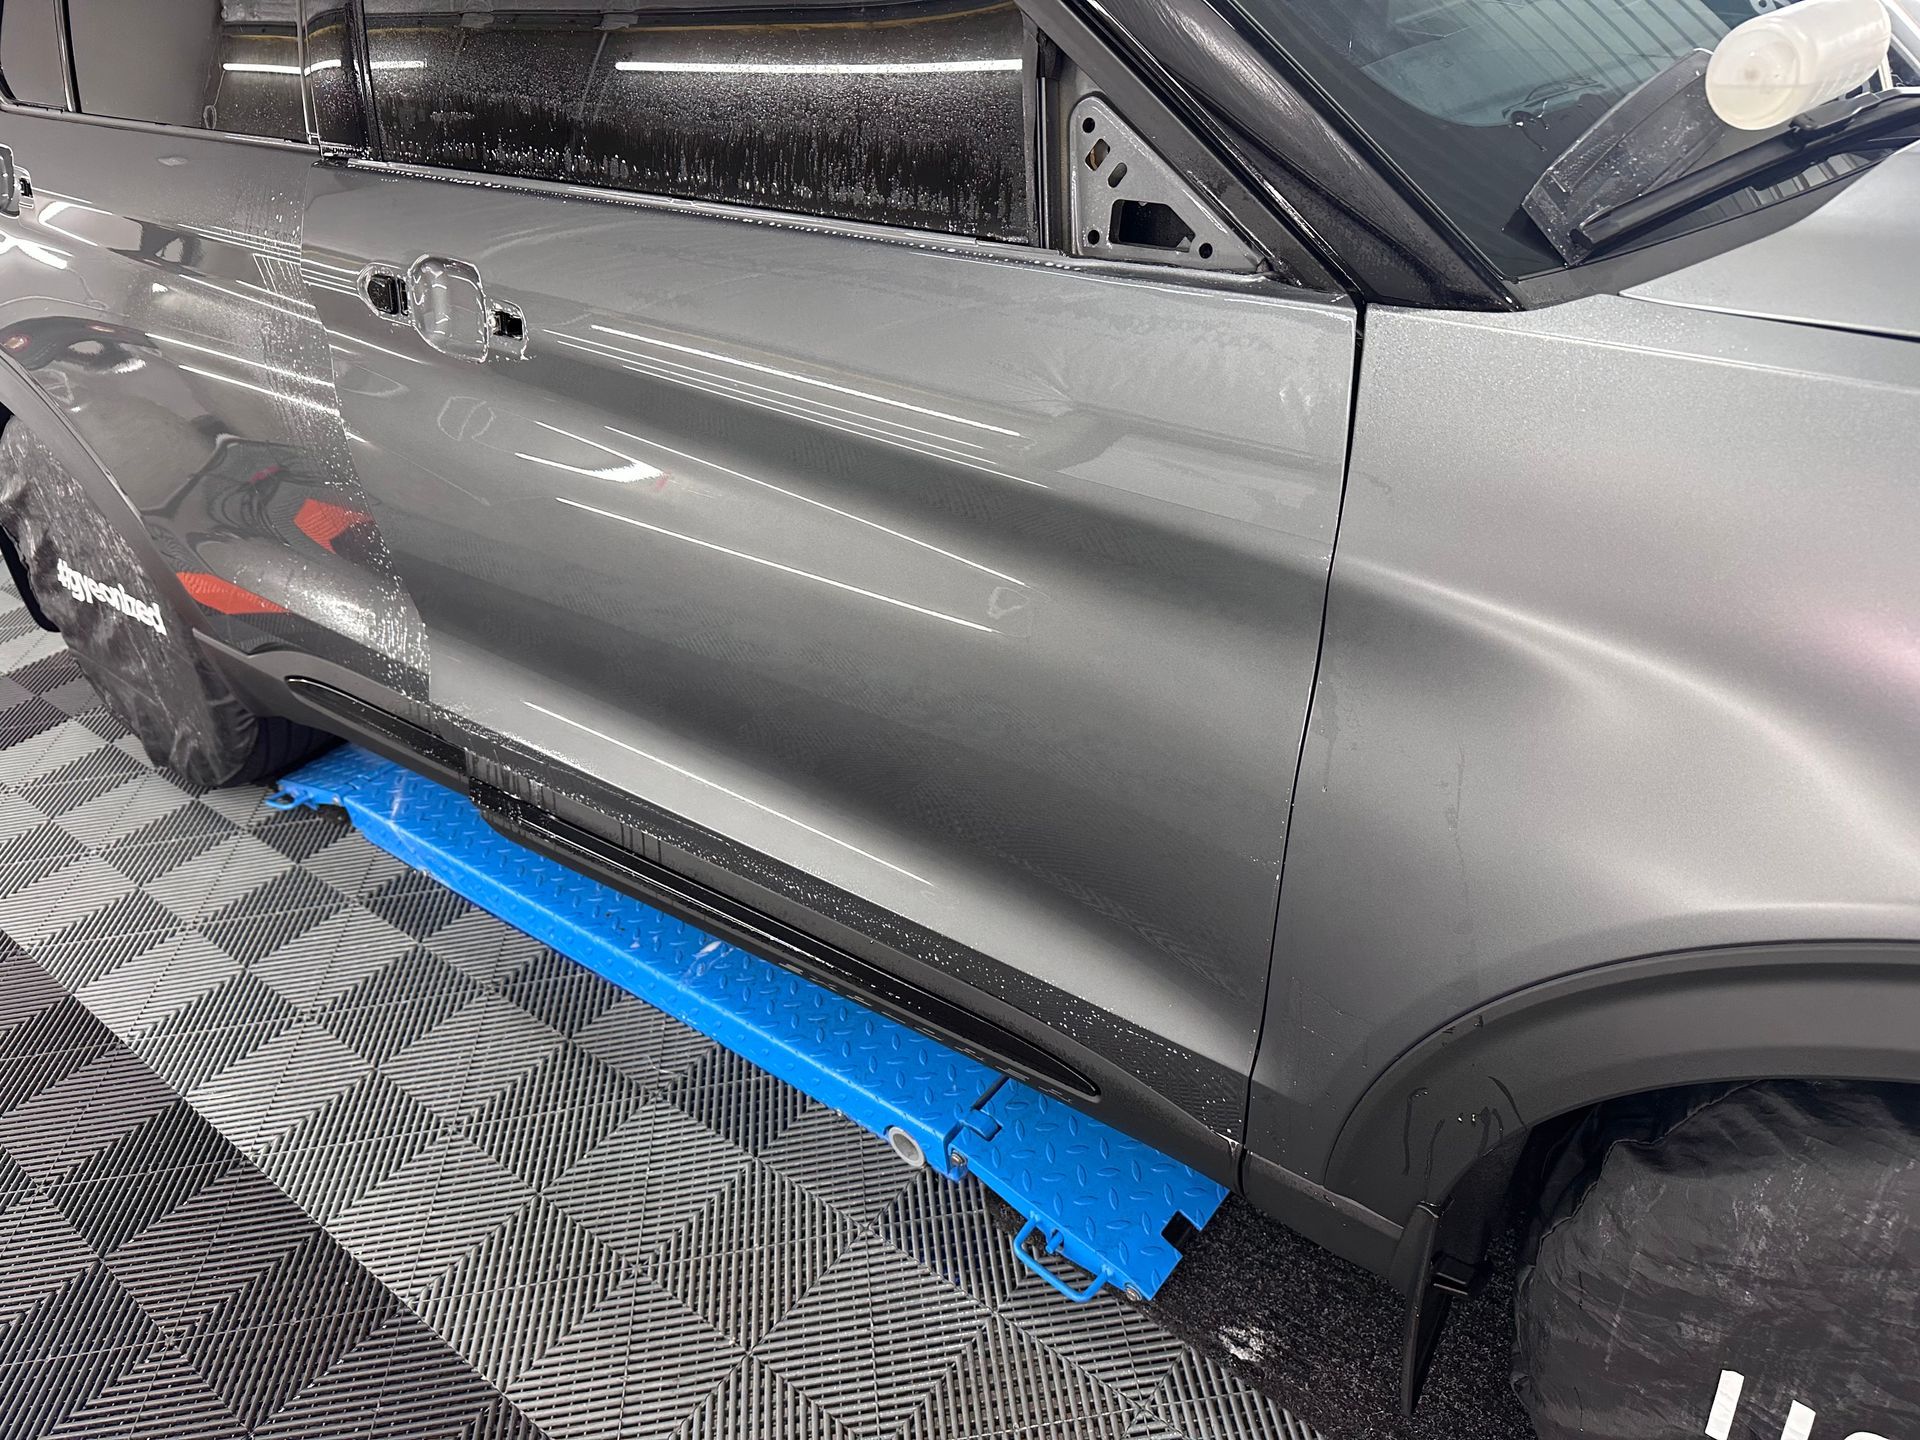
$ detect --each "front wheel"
[1514,1081,1920,1440]
[0,421,331,787]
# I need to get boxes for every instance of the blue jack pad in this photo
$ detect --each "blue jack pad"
[273,745,1225,1301]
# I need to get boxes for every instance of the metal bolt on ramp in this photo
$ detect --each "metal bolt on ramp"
[271,744,1225,1302]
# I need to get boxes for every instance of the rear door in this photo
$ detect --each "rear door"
[0,0,426,695]
[298,0,1357,1147]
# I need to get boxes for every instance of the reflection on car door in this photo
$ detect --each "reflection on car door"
[0,0,426,693]
[300,1,1357,1147]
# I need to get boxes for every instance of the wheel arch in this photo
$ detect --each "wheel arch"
[1337,941,1920,1413]
[1329,940,1920,1235]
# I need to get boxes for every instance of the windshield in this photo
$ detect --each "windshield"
[1231,0,1915,275]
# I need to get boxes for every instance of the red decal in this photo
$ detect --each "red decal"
[293,497,371,552]
[176,571,286,615]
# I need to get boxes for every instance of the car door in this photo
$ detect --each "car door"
[297,0,1357,1153]
[0,0,426,695]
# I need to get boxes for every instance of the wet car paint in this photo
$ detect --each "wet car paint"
[0,110,430,696]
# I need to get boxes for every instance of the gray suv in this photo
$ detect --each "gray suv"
[1,2,1917,1435]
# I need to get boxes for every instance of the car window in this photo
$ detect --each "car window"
[361,1,1033,243]
[1,0,70,109]
[65,0,307,141]
[1223,0,1916,276]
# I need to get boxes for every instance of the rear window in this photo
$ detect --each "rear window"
[64,0,307,141]
[1,0,69,109]
[363,1,1033,243]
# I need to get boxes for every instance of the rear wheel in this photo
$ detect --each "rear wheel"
[1514,1081,1920,1440]
[0,421,331,787]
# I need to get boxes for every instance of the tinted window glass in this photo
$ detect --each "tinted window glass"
[364,2,1032,242]
[1,0,69,108]
[67,0,306,140]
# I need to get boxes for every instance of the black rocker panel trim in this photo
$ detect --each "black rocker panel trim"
[470,777,1098,1103]
[284,676,463,777]
[289,671,1101,1101]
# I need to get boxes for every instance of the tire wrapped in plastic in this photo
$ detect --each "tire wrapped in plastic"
[0,422,260,786]
[1515,1080,1920,1440]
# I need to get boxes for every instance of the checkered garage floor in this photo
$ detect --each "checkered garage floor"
[0,594,1345,1440]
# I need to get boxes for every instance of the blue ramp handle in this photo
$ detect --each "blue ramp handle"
[1012,1220,1106,1303]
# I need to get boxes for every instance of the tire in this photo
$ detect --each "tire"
[1513,1081,1920,1440]
[0,420,332,787]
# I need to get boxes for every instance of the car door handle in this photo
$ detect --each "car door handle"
[359,256,526,363]
[0,146,20,218]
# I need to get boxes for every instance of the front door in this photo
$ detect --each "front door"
[298,0,1356,1148]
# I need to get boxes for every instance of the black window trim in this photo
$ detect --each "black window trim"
[54,0,77,112]
[0,92,321,151]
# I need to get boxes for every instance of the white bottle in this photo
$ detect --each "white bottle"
[1705,0,1893,130]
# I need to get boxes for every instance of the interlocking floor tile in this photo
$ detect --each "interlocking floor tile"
[502,1273,742,1440]
[665,1044,814,1156]
[147,834,297,926]
[677,1354,863,1440]
[0,1192,100,1330]
[179,1300,402,1432]
[365,868,483,940]
[323,1135,536,1305]
[0,1262,156,1367]
[185,1020,373,1155]
[655,1164,857,1349]
[754,1236,992,1438]
[760,1102,927,1225]
[0,711,103,784]
[0,1339,165,1440]
[104,1165,319,1342]
[465,1045,653,1191]
[417,1266,631,1392]
[0,856,137,951]
[1151,1351,1321,1440]
[248,904,419,1013]
[41,1337,248,1440]
[878,1166,1029,1313]
[496,947,627,1038]
[411,907,551,990]
[900,1314,1138,1440]
[74,930,238,1046]
[249,1307,534,1440]
[570,991,717,1091]
[379,991,568,1123]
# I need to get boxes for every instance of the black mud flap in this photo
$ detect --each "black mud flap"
[1515,1081,1920,1440]
[0,423,258,785]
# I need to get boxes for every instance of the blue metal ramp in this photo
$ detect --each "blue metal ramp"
[271,745,1224,1302]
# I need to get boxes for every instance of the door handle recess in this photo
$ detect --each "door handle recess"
[408,255,491,363]
[358,256,525,362]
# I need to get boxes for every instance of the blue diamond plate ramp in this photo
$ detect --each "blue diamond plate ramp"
[271,745,1224,1301]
